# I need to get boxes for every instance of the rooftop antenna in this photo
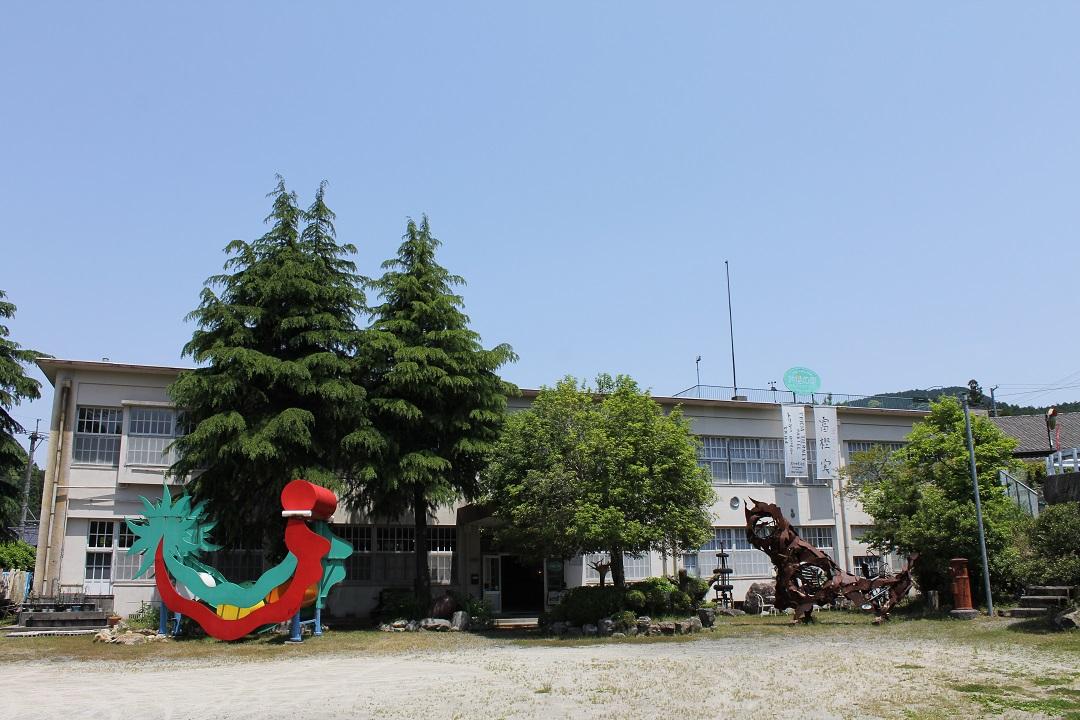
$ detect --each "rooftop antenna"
[725,260,739,399]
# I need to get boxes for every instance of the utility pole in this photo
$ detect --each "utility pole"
[961,396,994,617]
[695,356,701,389]
[724,260,738,399]
[989,386,998,417]
[18,419,43,542]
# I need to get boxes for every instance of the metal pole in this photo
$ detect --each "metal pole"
[962,397,994,617]
[724,261,737,398]
[695,356,701,390]
[989,386,998,417]
[18,420,42,541]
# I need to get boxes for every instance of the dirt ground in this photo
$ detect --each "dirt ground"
[1,617,1077,719]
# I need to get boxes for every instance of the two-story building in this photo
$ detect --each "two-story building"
[33,358,925,618]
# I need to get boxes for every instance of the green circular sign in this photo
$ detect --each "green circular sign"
[783,367,821,394]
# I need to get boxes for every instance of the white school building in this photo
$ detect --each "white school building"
[32,358,924,618]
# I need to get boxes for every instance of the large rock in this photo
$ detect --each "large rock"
[659,621,676,635]
[582,623,598,637]
[716,607,745,617]
[549,621,568,636]
[597,618,615,637]
[636,616,652,634]
[698,607,716,628]
[405,620,420,632]
[688,616,703,633]
[420,617,452,632]
[430,592,458,619]
[1052,607,1080,630]
[744,582,775,615]
[450,611,470,632]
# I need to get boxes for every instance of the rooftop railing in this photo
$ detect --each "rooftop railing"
[670,385,931,411]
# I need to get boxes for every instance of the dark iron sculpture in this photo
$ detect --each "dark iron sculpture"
[710,542,734,608]
[744,498,916,624]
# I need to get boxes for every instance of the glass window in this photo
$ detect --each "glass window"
[796,526,835,560]
[428,527,456,552]
[73,407,122,465]
[376,527,415,553]
[87,521,114,548]
[584,553,650,581]
[84,551,112,581]
[127,408,178,466]
[428,553,454,585]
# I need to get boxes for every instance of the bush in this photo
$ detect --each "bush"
[680,575,711,606]
[1018,502,1080,587]
[450,590,494,629]
[624,589,646,612]
[126,602,160,630]
[633,577,677,616]
[670,590,692,613]
[611,610,637,632]
[0,540,35,570]
[372,588,424,623]
[550,586,626,626]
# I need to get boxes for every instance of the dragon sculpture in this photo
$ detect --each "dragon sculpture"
[126,479,352,641]
[744,498,916,624]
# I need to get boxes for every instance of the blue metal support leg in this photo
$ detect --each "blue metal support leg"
[172,612,183,636]
[314,606,322,636]
[159,603,168,635]
[288,611,303,643]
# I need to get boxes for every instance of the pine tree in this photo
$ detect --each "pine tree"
[0,291,45,516]
[170,178,373,547]
[353,216,516,608]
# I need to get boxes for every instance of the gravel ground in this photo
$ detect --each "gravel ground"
[2,623,1077,719]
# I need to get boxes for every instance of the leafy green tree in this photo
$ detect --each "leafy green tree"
[0,291,45,539]
[849,397,1026,598]
[351,216,515,608]
[481,375,713,589]
[170,179,374,546]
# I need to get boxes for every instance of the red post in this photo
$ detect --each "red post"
[949,558,976,618]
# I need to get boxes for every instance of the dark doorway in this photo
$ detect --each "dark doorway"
[500,556,544,614]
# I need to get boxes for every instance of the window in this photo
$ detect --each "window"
[850,525,870,541]
[698,436,819,486]
[428,527,456,585]
[795,526,835,561]
[127,407,178,466]
[335,525,372,581]
[852,555,883,578]
[584,553,650,582]
[376,526,415,553]
[205,548,264,583]
[84,520,154,590]
[74,407,123,465]
[682,553,698,576]
[689,527,772,578]
[845,440,905,459]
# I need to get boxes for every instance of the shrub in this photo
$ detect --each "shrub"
[0,540,35,570]
[611,610,637,632]
[550,586,626,626]
[670,590,692,614]
[450,590,494,629]
[633,577,677,616]
[624,589,646,612]
[680,575,711,606]
[1018,502,1080,587]
[126,602,160,630]
[372,588,423,623]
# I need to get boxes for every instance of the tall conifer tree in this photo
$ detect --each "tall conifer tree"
[355,216,515,607]
[170,179,373,546]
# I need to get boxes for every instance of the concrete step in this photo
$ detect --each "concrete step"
[1007,607,1050,618]
[1019,595,1071,608]
[1027,586,1075,598]
[16,610,109,629]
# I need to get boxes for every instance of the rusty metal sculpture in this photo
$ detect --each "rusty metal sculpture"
[744,499,916,624]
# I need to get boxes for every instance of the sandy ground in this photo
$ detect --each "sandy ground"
[1,631,1076,719]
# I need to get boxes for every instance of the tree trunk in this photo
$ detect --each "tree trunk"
[413,486,431,614]
[610,549,626,589]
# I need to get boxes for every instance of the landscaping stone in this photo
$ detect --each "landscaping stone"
[405,620,420,632]
[597,618,615,637]
[636,616,651,634]
[659,621,676,635]
[626,626,638,637]
[582,623,598,637]
[549,621,567,636]
[450,611,470,632]
[744,582,775,614]
[564,626,583,638]
[697,607,715,627]
[688,616,702,633]
[647,623,661,636]
[1052,607,1080,630]
[420,617,452,632]
[716,607,745,617]
[612,632,625,638]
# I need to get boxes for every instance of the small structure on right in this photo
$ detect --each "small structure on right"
[745,499,917,624]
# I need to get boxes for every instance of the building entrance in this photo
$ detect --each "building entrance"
[499,556,544,614]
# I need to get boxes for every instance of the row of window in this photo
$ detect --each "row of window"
[74,406,182,467]
[83,522,459,590]
[583,553,652,582]
[696,437,905,487]
[684,526,836,579]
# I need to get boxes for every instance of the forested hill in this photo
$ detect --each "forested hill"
[887,386,1080,416]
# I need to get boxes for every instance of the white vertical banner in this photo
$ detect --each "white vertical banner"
[813,405,840,482]
[781,405,808,478]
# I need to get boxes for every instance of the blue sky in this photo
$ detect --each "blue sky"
[4,3,1080,450]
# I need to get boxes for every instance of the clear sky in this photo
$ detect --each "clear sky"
[4,3,1080,454]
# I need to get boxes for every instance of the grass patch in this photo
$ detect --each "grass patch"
[534,684,552,694]
[896,663,924,669]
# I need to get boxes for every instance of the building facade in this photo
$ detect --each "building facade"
[33,359,925,617]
